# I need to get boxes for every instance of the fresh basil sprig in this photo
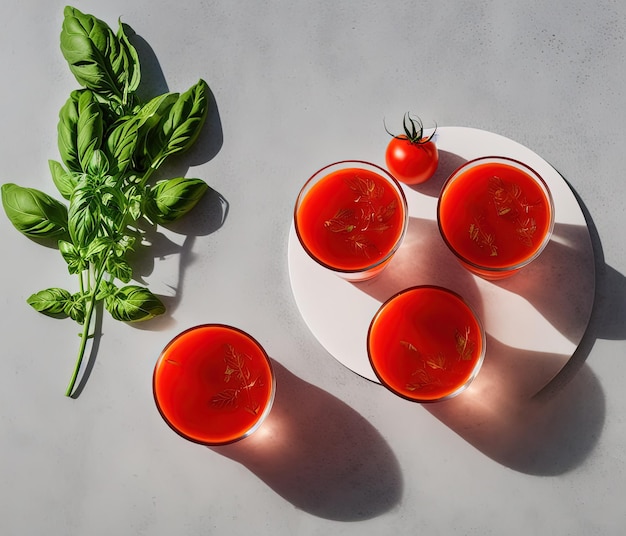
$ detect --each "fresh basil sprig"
[1,6,212,397]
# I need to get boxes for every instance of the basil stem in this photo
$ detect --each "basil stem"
[65,247,110,397]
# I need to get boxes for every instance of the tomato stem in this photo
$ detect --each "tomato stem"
[384,112,437,145]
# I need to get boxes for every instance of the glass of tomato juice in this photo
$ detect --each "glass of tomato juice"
[153,324,275,446]
[294,160,409,282]
[437,156,555,280]
[367,286,486,403]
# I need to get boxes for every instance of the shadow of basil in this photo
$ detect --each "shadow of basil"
[125,187,229,333]
[210,360,403,521]
[128,186,229,283]
[71,30,227,394]
[72,184,228,395]
[129,26,224,168]
[354,212,605,474]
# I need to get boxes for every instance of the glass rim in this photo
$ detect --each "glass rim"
[437,155,556,274]
[367,285,486,403]
[294,159,409,275]
[152,323,276,446]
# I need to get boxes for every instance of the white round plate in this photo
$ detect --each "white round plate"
[288,126,595,383]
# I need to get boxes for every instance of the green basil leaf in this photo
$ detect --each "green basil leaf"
[68,177,103,248]
[132,93,179,171]
[57,91,81,173]
[105,285,165,322]
[83,236,111,261]
[59,240,86,274]
[1,183,70,240]
[127,194,142,221]
[136,93,179,128]
[86,149,109,177]
[68,175,126,247]
[65,293,86,324]
[118,184,143,224]
[57,90,104,173]
[115,234,136,257]
[96,280,117,301]
[152,79,209,169]
[117,21,141,94]
[27,288,72,319]
[105,115,139,176]
[100,234,136,259]
[99,179,128,232]
[77,90,104,172]
[144,177,208,224]
[60,7,127,103]
[49,160,77,200]
[106,255,133,283]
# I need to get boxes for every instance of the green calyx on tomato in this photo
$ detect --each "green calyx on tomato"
[385,112,436,145]
[384,113,439,185]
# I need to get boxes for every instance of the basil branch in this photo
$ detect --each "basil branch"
[1,6,212,397]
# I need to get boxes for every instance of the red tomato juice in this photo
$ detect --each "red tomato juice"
[295,166,406,272]
[439,160,552,271]
[153,325,274,445]
[368,286,485,402]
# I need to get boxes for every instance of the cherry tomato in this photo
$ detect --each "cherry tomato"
[384,114,439,185]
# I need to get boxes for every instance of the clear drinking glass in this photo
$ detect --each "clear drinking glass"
[437,156,555,280]
[153,324,275,446]
[367,286,486,403]
[294,160,408,282]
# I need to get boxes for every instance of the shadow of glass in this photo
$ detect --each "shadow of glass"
[426,335,604,475]
[211,360,403,521]
[494,222,595,344]
[569,187,626,342]
[526,178,626,403]
[355,216,482,311]
[595,263,626,340]
[354,212,605,474]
